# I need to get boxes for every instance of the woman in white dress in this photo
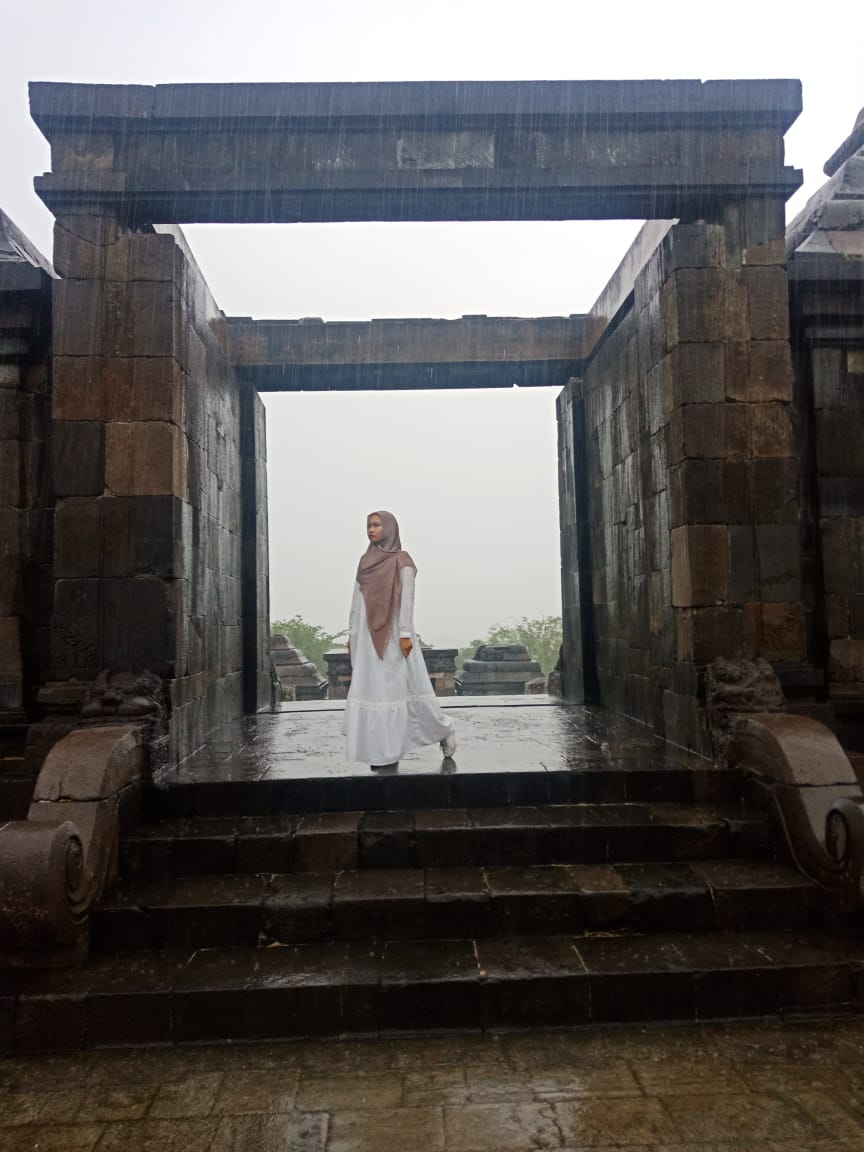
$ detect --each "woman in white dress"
[343,510,457,769]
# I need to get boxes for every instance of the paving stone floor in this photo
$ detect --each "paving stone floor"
[162,697,712,785]
[4,1017,864,1150]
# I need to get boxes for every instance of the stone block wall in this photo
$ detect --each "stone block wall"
[579,302,663,734]
[786,127,864,728]
[568,211,801,752]
[0,260,52,724]
[49,219,260,763]
[790,285,864,714]
[556,378,597,702]
[815,344,864,701]
[817,346,864,704]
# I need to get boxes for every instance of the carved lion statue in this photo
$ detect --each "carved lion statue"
[81,669,165,721]
[705,657,785,762]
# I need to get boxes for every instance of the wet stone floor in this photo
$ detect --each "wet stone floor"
[4,1017,864,1150]
[163,697,710,784]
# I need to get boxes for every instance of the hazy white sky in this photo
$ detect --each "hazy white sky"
[2,1,861,647]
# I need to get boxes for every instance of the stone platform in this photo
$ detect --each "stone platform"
[163,697,712,785]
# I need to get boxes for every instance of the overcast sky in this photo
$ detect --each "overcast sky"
[2,1,861,648]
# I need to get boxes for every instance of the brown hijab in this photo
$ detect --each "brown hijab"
[356,510,416,659]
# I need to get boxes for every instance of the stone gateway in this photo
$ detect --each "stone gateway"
[2,82,864,1046]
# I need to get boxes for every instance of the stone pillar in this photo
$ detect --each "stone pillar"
[557,376,598,702]
[1,355,50,725]
[786,120,864,736]
[0,243,52,730]
[578,209,803,752]
[0,355,27,723]
[49,217,248,765]
[650,206,803,748]
[240,388,271,713]
[50,216,182,686]
[460,645,543,695]
[811,346,864,708]
[323,649,351,699]
[422,649,457,696]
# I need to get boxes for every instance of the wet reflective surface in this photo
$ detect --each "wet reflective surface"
[164,698,712,785]
[4,1016,864,1150]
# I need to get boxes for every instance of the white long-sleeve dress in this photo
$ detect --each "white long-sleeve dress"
[343,566,455,765]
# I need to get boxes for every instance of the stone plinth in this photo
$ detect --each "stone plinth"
[324,647,457,699]
[459,644,543,696]
[421,648,457,697]
[271,636,327,701]
[324,649,351,699]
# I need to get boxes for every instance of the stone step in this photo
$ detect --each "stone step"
[120,802,772,879]
[91,859,818,953]
[462,660,541,674]
[0,775,33,821]
[0,741,33,821]
[5,929,862,1052]
[141,762,742,819]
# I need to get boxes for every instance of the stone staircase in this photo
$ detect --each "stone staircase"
[5,753,864,1052]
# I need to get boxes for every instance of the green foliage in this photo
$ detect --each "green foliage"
[456,616,563,674]
[271,616,347,676]
[273,613,563,680]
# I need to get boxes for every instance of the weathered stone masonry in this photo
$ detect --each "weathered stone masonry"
[787,125,864,735]
[560,206,802,755]
[7,76,845,770]
[0,211,53,731]
[49,218,270,766]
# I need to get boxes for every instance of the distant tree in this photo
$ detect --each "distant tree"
[271,616,347,676]
[456,616,563,674]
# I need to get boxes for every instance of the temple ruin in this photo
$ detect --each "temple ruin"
[2,79,864,1047]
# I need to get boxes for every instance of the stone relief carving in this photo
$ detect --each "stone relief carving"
[51,621,98,679]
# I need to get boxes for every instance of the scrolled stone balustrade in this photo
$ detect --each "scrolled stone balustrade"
[0,723,147,965]
[825,797,864,883]
[0,821,87,949]
[730,713,864,907]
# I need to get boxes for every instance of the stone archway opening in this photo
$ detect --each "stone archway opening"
[176,217,645,693]
[28,77,805,767]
